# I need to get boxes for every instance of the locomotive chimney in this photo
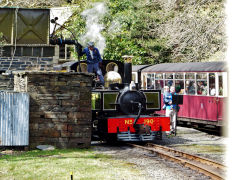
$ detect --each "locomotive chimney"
[122,55,133,86]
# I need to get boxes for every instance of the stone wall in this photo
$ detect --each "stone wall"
[0,46,59,91]
[13,71,93,148]
[0,57,54,71]
[0,74,14,91]
[0,45,58,72]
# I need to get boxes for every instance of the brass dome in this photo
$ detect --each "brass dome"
[104,71,122,88]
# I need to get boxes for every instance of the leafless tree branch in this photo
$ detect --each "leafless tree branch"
[144,0,226,62]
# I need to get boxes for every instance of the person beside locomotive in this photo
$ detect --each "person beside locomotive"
[164,86,179,135]
[162,86,171,110]
[80,42,104,86]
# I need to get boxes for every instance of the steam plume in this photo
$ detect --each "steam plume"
[80,2,107,55]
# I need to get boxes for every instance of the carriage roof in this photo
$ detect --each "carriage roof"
[132,65,152,72]
[139,61,227,73]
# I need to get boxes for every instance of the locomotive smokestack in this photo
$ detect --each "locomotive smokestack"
[122,55,133,85]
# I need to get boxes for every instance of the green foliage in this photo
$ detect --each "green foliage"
[101,0,173,64]
[64,0,226,64]
[0,0,225,63]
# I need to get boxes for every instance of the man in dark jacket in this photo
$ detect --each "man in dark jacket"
[81,42,104,86]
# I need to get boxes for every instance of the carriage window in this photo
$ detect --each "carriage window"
[155,80,164,91]
[165,80,174,87]
[209,73,216,96]
[175,73,184,79]
[197,80,208,95]
[175,80,184,94]
[186,73,195,79]
[155,73,164,91]
[196,73,207,95]
[219,75,223,96]
[197,73,207,79]
[147,74,155,89]
[165,73,173,79]
[185,80,195,95]
[156,73,163,79]
[175,73,184,94]
[165,73,174,88]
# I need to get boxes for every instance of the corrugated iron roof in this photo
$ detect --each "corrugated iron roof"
[141,61,227,73]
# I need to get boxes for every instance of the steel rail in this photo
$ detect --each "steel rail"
[146,143,225,170]
[128,143,226,180]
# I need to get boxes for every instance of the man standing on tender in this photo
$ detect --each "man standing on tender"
[81,42,104,87]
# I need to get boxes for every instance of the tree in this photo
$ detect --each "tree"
[0,0,66,8]
[0,0,226,64]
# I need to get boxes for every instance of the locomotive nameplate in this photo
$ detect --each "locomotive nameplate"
[124,118,154,125]
[124,119,133,125]
[108,116,170,133]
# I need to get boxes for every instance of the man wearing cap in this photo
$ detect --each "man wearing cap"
[81,42,104,86]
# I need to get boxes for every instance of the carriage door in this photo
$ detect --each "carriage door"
[216,72,227,124]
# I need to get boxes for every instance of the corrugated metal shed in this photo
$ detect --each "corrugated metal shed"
[141,61,227,73]
[0,91,29,146]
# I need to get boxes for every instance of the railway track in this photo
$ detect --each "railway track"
[128,143,226,180]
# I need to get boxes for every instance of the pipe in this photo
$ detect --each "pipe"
[50,17,83,72]
[123,62,132,85]
[133,102,142,125]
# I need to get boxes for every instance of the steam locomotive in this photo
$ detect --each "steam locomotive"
[54,58,170,142]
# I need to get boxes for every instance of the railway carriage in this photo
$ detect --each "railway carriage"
[133,61,227,129]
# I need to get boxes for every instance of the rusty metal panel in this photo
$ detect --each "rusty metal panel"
[0,91,29,146]
[0,8,14,44]
[0,7,50,45]
[16,8,50,44]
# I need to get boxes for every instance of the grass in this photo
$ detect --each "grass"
[0,148,144,180]
[174,144,225,154]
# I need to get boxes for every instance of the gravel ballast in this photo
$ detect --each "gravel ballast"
[92,126,226,180]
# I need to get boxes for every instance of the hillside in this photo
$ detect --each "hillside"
[0,0,226,64]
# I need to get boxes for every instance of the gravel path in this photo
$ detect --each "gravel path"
[92,126,226,180]
[158,126,226,164]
